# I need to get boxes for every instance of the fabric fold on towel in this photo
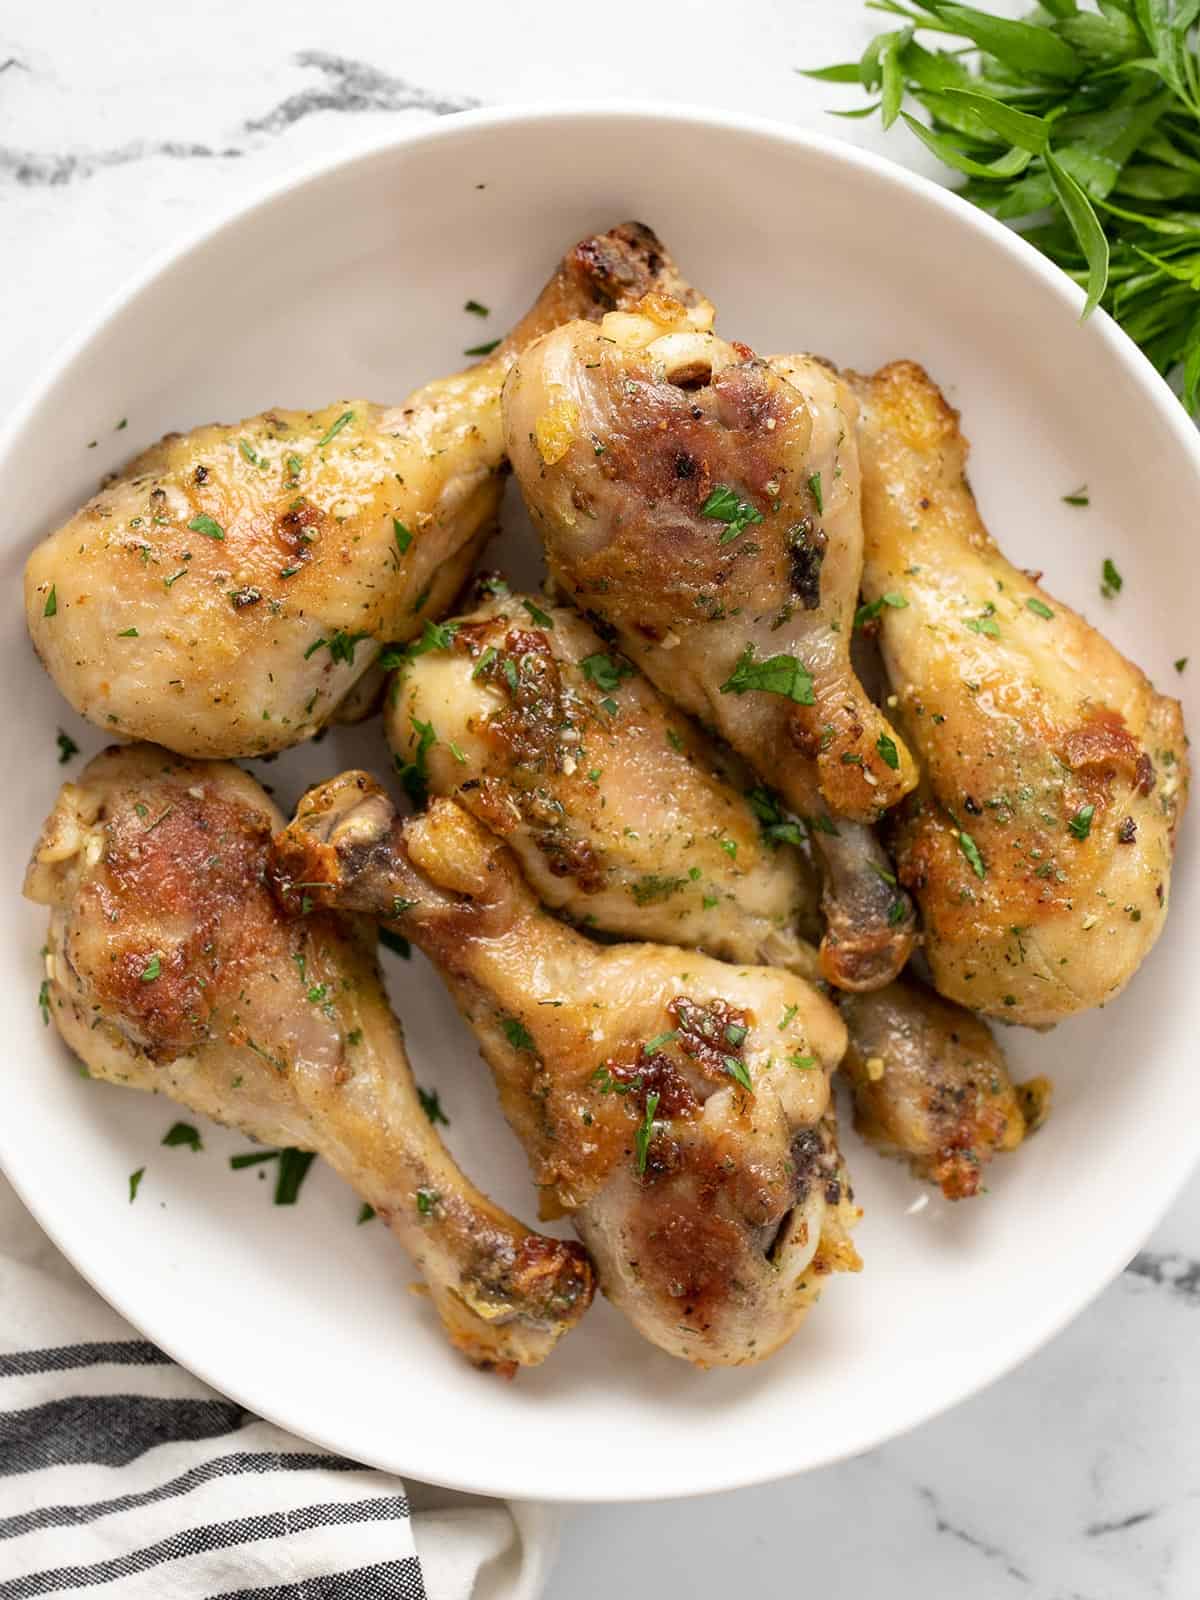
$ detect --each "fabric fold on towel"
[0,1177,559,1600]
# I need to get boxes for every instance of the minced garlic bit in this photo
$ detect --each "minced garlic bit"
[865,1055,885,1081]
[535,399,580,466]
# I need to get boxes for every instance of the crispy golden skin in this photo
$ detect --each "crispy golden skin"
[273,778,861,1369]
[24,223,700,759]
[841,978,1050,1200]
[504,300,918,989]
[25,745,593,1373]
[851,361,1188,1027]
[387,586,820,973]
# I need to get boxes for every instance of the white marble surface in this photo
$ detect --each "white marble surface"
[3,2,1199,1595]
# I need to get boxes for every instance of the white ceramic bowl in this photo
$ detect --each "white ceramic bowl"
[1,104,1197,1503]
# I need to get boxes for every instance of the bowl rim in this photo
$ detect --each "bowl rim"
[3,99,1198,1503]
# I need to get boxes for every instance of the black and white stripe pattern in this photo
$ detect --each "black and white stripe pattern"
[0,1192,427,1600]
[0,1336,424,1596]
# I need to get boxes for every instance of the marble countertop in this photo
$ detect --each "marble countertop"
[3,3,1198,1595]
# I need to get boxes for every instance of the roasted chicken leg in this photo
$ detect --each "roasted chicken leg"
[25,223,700,759]
[386,585,820,973]
[24,745,593,1371]
[851,361,1189,1026]
[504,298,917,989]
[273,777,861,1368]
[840,978,1050,1200]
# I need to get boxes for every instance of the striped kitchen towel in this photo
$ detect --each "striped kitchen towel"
[0,1336,423,1597]
[0,1177,560,1599]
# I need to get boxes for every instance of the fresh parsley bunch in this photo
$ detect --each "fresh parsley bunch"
[808,1,1200,410]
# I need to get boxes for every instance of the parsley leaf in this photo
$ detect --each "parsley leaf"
[700,484,764,544]
[188,513,225,541]
[876,732,900,770]
[580,653,635,693]
[501,1016,536,1052]
[720,647,814,705]
[162,1121,202,1152]
[956,829,986,880]
[1068,803,1096,840]
[635,1091,660,1176]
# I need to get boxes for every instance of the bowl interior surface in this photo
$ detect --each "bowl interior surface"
[1,106,1196,1503]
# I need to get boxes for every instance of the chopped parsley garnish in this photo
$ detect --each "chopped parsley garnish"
[1063,487,1089,507]
[631,874,687,905]
[580,652,635,693]
[305,630,372,666]
[1175,658,1189,674]
[230,1150,279,1170]
[56,730,79,765]
[464,299,490,316]
[666,728,685,753]
[724,1022,748,1047]
[395,715,437,806]
[635,1091,660,1176]
[163,570,188,589]
[965,615,1000,638]
[418,1086,450,1126]
[747,788,805,847]
[188,513,225,541]
[876,732,900,771]
[409,619,460,656]
[956,829,986,880]
[239,438,267,468]
[162,1121,202,1152]
[275,1148,316,1205]
[807,471,824,514]
[645,1030,679,1054]
[854,592,907,629]
[116,418,128,431]
[700,484,764,544]
[43,586,57,618]
[117,627,139,637]
[140,953,162,983]
[502,1016,536,1052]
[448,740,467,765]
[416,1187,439,1215]
[357,1203,376,1224]
[317,410,354,447]
[38,979,50,1026]
[465,338,502,357]
[1068,804,1095,840]
[778,1004,798,1031]
[1101,559,1123,599]
[1026,597,1054,620]
[393,518,413,554]
[887,899,909,927]
[128,1168,145,1203]
[472,645,498,681]
[286,453,303,481]
[522,598,554,627]
[720,647,814,705]
[723,1055,753,1092]
[789,1053,818,1071]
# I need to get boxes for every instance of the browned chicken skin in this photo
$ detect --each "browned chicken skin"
[851,362,1189,1026]
[24,745,593,1372]
[386,586,820,974]
[503,298,917,990]
[273,776,861,1368]
[840,978,1050,1200]
[24,224,699,760]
